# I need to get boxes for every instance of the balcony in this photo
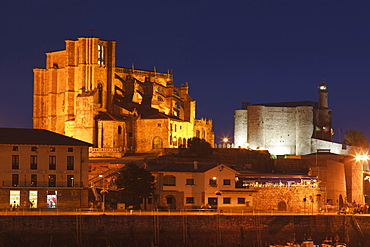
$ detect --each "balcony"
[2,181,84,188]
[89,147,123,158]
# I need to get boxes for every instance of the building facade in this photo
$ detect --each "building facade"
[0,128,91,209]
[234,81,346,156]
[148,163,320,212]
[34,37,214,158]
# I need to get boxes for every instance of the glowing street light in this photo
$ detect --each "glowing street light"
[355,154,369,161]
[222,137,229,143]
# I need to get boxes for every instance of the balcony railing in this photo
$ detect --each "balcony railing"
[2,181,84,188]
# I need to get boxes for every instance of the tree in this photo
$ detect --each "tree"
[180,137,213,158]
[344,129,368,149]
[115,163,155,208]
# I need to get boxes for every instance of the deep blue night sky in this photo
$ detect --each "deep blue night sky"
[1,0,370,144]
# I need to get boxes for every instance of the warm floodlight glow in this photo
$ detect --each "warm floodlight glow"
[222,137,229,143]
[212,177,217,180]
[355,154,369,161]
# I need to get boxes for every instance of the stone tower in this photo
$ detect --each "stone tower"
[34,37,214,157]
[234,81,337,156]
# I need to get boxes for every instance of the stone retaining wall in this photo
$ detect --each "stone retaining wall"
[0,214,368,246]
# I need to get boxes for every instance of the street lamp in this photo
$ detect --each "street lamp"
[99,174,108,212]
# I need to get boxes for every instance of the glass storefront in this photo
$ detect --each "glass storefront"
[47,191,57,208]
[10,190,20,208]
[29,190,38,208]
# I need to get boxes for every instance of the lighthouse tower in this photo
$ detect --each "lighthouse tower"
[318,80,328,109]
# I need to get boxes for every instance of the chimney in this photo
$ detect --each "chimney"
[193,161,198,170]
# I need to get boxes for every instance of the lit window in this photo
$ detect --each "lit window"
[68,147,73,152]
[50,147,56,152]
[12,146,18,151]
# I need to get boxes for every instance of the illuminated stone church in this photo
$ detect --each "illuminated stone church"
[34,37,213,157]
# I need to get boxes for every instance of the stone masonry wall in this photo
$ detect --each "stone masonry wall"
[1,215,369,247]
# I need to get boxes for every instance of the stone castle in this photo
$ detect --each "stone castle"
[33,37,214,157]
[234,81,346,156]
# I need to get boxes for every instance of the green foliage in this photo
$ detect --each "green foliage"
[115,163,155,198]
[180,137,212,158]
[344,129,368,148]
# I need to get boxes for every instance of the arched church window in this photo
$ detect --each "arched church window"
[98,45,105,65]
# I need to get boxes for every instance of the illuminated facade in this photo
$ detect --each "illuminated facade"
[234,81,346,155]
[148,163,319,211]
[34,37,214,158]
[0,128,91,209]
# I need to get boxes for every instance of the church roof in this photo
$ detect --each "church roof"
[0,128,93,146]
[253,101,319,108]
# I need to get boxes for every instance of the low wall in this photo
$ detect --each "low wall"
[0,214,369,246]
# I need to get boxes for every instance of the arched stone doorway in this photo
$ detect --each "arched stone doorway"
[277,201,287,211]
[152,136,163,149]
[165,195,176,209]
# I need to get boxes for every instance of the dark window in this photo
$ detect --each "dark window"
[67,156,74,170]
[158,123,161,127]
[12,146,18,151]
[209,178,217,187]
[208,197,217,206]
[68,147,73,152]
[31,174,37,187]
[49,156,56,170]
[50,147,55,152]
[238,198,245,204]
[30,155,37,170]
[67,175,74,187]
[166,197,173,204]
[118,126,122,134]
[128,132,133,137]
[223,197,231,204]
[186,179,194,185]
[12,155,19,169]
[48,175,56,187]
[31,146,38,152]
[147,197,153,204]
[12,174,19,187]
[186,197,194,204]
[223,179,231,186]
[163,175,176,186]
